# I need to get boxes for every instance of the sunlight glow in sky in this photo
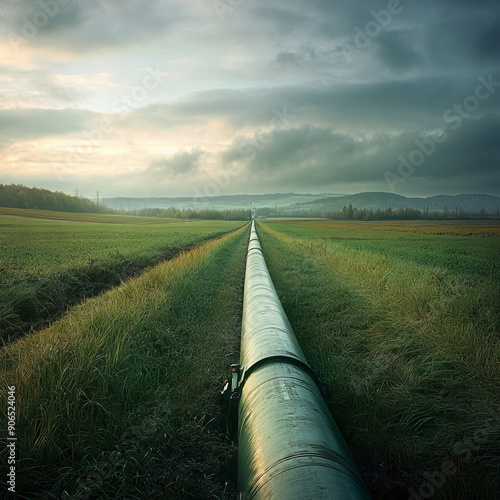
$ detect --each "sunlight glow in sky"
[1,0,499,198]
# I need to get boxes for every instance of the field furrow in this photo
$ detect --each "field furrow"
[0,223,250,498]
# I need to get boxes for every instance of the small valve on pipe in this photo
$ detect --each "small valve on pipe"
[221,364,241,442]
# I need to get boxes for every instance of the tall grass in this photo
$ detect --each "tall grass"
[258,222,500,499]
[0,224,249,499]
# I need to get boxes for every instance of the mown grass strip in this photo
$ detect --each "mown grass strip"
[257,222,500,499]
[0,223,249,499]
[0,207,178,224]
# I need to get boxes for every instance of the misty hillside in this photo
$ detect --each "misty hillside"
[102,192,500,214]
[102,193,340,211]
[287,193,500,213]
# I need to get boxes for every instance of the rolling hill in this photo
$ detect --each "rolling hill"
[285,192,500,214]
[102,192,500,215]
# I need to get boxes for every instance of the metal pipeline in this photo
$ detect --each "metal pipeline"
[234,220,371,499]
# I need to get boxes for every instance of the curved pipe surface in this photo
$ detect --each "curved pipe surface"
[238,221,371,499]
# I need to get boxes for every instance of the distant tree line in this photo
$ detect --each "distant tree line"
[129,207,252,220]
[325,204,499,220]
[0,184,251,220]
[257,204,499,220]
[328,205,426,220]
[0,184,114,213]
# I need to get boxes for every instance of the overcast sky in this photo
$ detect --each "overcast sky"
[1,0,499,198]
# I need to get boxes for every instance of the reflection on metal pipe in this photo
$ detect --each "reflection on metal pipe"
[236,221,372,499]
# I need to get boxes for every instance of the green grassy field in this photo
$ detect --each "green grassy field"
[257,220,500,499]
[2,213,499,498]
[1,222,250,498]
[0,209,244,343]
[277,218,500,236]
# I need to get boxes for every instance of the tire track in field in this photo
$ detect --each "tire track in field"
[1,225,246,346]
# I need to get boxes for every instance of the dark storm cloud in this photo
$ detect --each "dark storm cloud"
[223,125,375,184]
[4,0,499,69]
[0,108,96,141]
[249,0,500,74]
[375,29,423,72]
[3,0,500,196]
[216,115,500,194]
[249,0,377,38]
[473,17,500,62]
[422,16,484,68]
[129,69,500,135]
[4,0,183,52]
[147,148,205,179]
[403,114,500,180]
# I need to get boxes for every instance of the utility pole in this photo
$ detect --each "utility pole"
[75,188,79,198]
[96,189,100,206]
